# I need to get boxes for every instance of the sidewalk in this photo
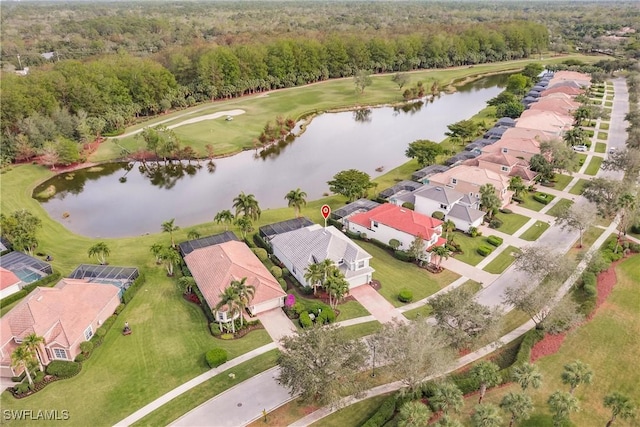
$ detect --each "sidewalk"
[439,256,497,288]
[350,284,408,324]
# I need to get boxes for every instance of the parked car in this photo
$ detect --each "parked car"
[573,145,588,152]
[609,147,616,154]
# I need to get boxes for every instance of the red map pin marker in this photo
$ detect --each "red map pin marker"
[321,205,331,219]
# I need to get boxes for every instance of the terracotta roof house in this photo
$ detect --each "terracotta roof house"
[464,152,536,183]
[270,225,374,290]
[515,110,573,137]
[539,92,577,102]
[500,127,553,143]
[346,204,446,262]
[548,71,591,87]
[427,165,513,208]
[540,85,584,97]
[183,240,286,323]
[482,136,542,161]
[0,282,120,377]
[391,185,485,232]
[528,97,580,116]
[0,267,22,299]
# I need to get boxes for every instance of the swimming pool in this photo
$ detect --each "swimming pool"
[13,268,45,284]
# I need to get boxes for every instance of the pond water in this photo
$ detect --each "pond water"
[34,74,508,237]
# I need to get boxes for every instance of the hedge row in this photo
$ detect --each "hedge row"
[192,284,214,322]
[253,233,273,254]
[0,271,62,307]
[122,273,146,304]
[361,395,398,427]
[500,329,545,382]
[46,361,81,378]
[477,245,493,256]
[487,235,503,247]
[533,192,553,205]
[205,348,228,368]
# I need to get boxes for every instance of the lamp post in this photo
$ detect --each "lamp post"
[370,343,376,377]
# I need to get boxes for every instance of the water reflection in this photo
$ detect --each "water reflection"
[353,108,372,123]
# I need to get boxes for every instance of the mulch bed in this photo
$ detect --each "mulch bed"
[530,259,622,363]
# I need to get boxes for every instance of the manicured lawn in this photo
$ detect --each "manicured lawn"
[516,191,547,212]
[605,100,613,107]
[576,152,588,168]
[357,241,460,307]
[599,122,610,130]
[336,300,371,321]
[311,394,391,427]
[132,350,280,426]
[584,156,603,175]
[551,173,573,191]
[597,131,608,140]
[482,245,522,274]
[595,142,606,153]
[493,211,530,235]
[402,304,433,320]
[519,220,550,241]
[567,226,605,261]
[340,321,382,341]
[546,198,573,217]
[450,231,485,266]
[568,178,589,195]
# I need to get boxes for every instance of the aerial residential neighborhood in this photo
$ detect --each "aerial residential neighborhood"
[0,2,639,427]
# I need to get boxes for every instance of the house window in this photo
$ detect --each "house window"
[84,326,93,341]
[357,260,365,269]
[372,221,378,228]
[469,192,474,197]
[501,148,508,153]
[53,348,68,360]
[451,178,457,184]
[501,166,509,172]
[440,204,448,209]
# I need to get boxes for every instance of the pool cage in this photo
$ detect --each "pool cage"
[68,264,139,296]
[0,251,53,283]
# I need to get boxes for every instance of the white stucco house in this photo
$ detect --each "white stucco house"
[0,268,22,299]
[346,203,446,262]
[270,225,374,289]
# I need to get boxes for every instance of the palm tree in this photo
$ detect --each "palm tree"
[604,392,636,427]
[563,127,587,147]
[480,184,501,220]
[435,416,463,427]
[177,276,196,295]
[234,216,253,239]
[430,245,452,269]
[471,404,502,427]
[187,230,200,240]
[615,193,636,252]
[215,286,242,333]
[509,176,526,199]
[284,188,308,218]
[397,401,432,427]
[87,242,110,265]
[470,361,501,404]
[150,243,164,264]
[324,270,349,309]
[22,334,45,373]
[11,345,36,386]
[500,392,533,427]
[214,210,234,230]
[547,391,579,427]
[231,277,256,327]
[161,218,180,247]
[561,360,594,395]
[512,362,543,393]
[430,382,464,416]
[304,263,325,295]
[442,219,456,241]
[160,247,181,276]
[232,192,261,220]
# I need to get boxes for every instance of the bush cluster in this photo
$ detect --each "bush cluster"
[477,245,493,256]
[253,233,273,254]
[270,266,283,279]
[432,211,445,220]
[499,208,513,214]
[394,250,413,262]
[252,248,269,261]
[205,348,228,368]
[533,192,553,204]
[489,218,503,229]
[114,303,126,315]
[210,322,222,336]
[299,311,313,328]
[123,273,146,304]
[361,395,398,427]
[398,289,413,303]
[278,278,287,292]
[487,235,503,247]
[46,361,81,378]
[401,202,415,210]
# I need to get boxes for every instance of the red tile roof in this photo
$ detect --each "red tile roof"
[349,204,443,240]
[0,267,21,290]
[183,241,286,311]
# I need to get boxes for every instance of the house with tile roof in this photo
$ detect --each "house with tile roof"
[183,240,286,323]
[540,85,584,97]
[390,185,485,232]
[0,282,120,377]
[464,152,538,183]
[528,96,580,116]
[270,225,374,290]
[482,136,542,162]
[427,165,513,208]
[549,71,591,87]
[0,267,22,299]
[515,110,574,137]
[347,204,446,262]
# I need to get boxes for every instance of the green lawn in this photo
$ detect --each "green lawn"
[336,300,371,321]
[568,178,589,195]
[132,350,280,426]
[599,122,610,130]
[546,198,574,217]
[450,231,485,266]
[519,220,550,241]
[516,191,547,212]
[311,394,392,427]
[493,211,530,235]
[551,174,573,191]
[597,131,608,140]
[357,241,460,307]
[482,245,522,274]
[339,321,382,341]
[576,152,587,167]
[595,142,606,153]
[584,156,603,175]
[604,100,613,107]
[402,304,433,320]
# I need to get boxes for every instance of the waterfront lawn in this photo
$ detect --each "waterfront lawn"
[132,350,280,427]
[357,241,460,307]
[482,245,521,274]
[595,142,606,153]
[493,211,529,235]
[551,173,573,191]
[569,178,589,195]
[450,231,484,266]
[546,198,574,217]
[519,220,550,241]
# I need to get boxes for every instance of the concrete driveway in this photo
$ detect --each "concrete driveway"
[257,308,297,346]
[350,284,407,324]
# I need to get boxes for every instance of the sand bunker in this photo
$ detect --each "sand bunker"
[166,109,246,129]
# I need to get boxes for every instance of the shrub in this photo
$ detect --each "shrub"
[394,250,413,262]
[361,395,398,427]
[15,383,30,394]
[450,372,482,395]
[11,372,26,383]
[74,354,86,363]
[370,238,392,251]
[468,226,482,237]
[477,245,493,256]
[270,265,282,279]
[581,271,597,289]
[631,223,640,234]
[432,211,445,220]
[123,273,146,304]
[388,239,401,250]
[499,208,513,214]
[317,308,336,324]
[253,233,273,253]
[583,283,598,298]
[46,361,81,378]
[79,341,94,355]
[299,311,313,328]
[402,202,415,210]
[278,278,287,292]
[512,196,523,203]
[533,192,552,204]
[487,235,503,247]
[253,248,268,261]
[398,289,413,303]
[205,348,228,368]
[34,371,45,383]
[114,303,126,315]
[282,267,290,277]
[489,218,503,229]
[209,322,221,336]
[95,326,107,339]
